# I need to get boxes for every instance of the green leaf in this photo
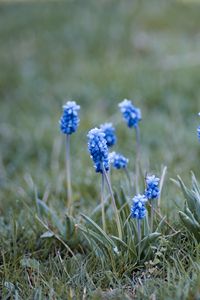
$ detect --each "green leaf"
[156,216,166,233]
[79,228,105,258]
[177,176,200,222]
[81,214,116,248]
[191,172,200,195]
[78,224,113,260]
[141,232,161,254]
[36,199,65,235]
[179,211,200,242]
[20,258,40,270]
[111,235,136,258]
[65,214,76,240]
[36,215,77,259]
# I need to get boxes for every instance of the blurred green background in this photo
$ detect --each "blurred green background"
[0,0,200,215]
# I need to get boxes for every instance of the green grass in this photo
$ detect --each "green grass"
[0,0,200,299]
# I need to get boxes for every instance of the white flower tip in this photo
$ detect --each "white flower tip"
[63,100,80,110]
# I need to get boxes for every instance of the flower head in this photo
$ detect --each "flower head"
[109,151,129,169]
[100,123,117,147]
[60,101,80,135]
[131,194,147,219]
[145,175,160,200]
[87,128,109,173]
[118,99,141,128]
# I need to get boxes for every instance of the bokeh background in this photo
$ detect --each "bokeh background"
[1,0,200,217]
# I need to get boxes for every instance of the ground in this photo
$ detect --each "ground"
[0,1,200,299]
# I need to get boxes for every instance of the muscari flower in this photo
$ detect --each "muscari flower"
[100,123,117,147]
[118,99,141,128]
[145,175,160,200]
[109,151,129,169]
[87,128,109,173]
[60,101,80,135]
[131,194,147,220]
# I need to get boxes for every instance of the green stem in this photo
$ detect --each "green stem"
[151,201,154,232]
[66,134,73,215]
[124,167,133,193]
[102,165,122,239]
[101,173,106,232]
[135,126,140,194]
[137,219,141,259]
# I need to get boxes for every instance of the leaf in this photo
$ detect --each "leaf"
[40,231,54,238]
[111,235,136,257]
[179,211,200,242]
[156,216,166,233]
[20,258,40,270]
[90,201,109,220]
[81,214,116,248]
[36,199,65,235]
[177,176,200,222]
[4,281,15,292]
[191,172,200,195]
[140,232,161,254]
[78,226,106,258]
[36,215,78,260]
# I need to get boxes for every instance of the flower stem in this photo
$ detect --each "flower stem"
[124,167,133,193]
[137,219,141,259]
[101,173,106,232]
[150,201,154,232]
[158,166,167,214]
[135,126,140,194]
[102,165,122,240]
[66,134,73,215]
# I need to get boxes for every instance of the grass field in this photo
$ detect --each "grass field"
[0,1,200,299]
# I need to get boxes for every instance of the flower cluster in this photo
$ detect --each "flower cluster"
[131,194,147,220]
[100,123,117,147]
[119,99,141,128]
[145,175,160,200]
[87,128,109,173]
[109,152,128,169]
[60,101,80,135]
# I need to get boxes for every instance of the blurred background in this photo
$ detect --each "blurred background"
[0,0,200,216]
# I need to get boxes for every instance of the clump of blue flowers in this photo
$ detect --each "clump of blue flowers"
[60,101,80,135]
[145,175,160,200]
[87,128,122,238]
[109,152,129,169]
[197,113,200,142]
[87,128,109,173]
[131,194,147,219]
[100,123,117,147]
[118,99,141,128]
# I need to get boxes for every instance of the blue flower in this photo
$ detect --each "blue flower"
[118,99,141,128]
[87,128,109,173]
[145,175,160,200]
[109,151,129,169]
[131,194,147,220]
[100,123,117,147]
[60,101,80,135]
